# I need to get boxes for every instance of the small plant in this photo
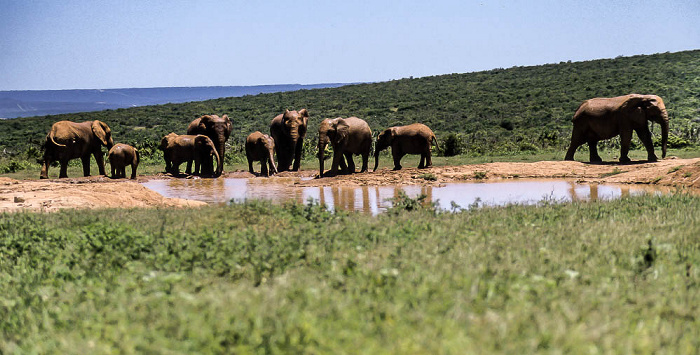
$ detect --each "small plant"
[652,176,663,184]
[684,172,693,178]
[473,171,487,180]
[386,191,437,214]
[668,166,682,174]
[600,168,623,178]
[417,173,437,181]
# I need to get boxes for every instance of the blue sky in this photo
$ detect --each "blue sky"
[2,0,699,90]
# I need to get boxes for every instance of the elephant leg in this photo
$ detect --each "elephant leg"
[418,154,426,169]
[588,140,602,163]
[425,148,433,168]
[247,156,255,174]
[565,130,586,161]
[292,141,303,171]
[94,151,106,176]
[186,160,193,175]
[59,160,69,178]
[330,151,343,175]
[360,152,369,173]
[392,149,404,171]
[261,160,269,177]
[111,164,116,178]
[619,130,633,163]
[40,160,50,179]
[344,152,355,174]
[81,155,92,177]
[636,127,658,162]
[130,164,137,179]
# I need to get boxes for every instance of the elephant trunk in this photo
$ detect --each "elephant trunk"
[661,118,668,159]
[212,148,221,177]
[318,143,326,177]
[373,151,380,172]
[268,149,278,175]
[215,137,225,176]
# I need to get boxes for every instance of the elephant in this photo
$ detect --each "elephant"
[270,109,309,172]
[317,116,372,177]
[564,94,668,163]
[187,114,231,176]
[159,133,221,177]
[374,123,437,171]
[40,120,114,179]
[245,131,278,177]
[108,143,139,179]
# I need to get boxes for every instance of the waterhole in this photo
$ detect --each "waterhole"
[142,178,676,214]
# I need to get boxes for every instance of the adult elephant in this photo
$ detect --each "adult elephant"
[159,133,221,177]
[270,109,309,172]
[317,117,372,177]
[564,94,668,163]
[374,123,437,171]
[187,114,231,176]
[245,131,278,177]
[108,143,140,179]
[40,120,114,179]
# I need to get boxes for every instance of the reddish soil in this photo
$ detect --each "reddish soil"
[3,157,699,212]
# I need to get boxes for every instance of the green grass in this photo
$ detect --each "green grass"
[1,194,698,353]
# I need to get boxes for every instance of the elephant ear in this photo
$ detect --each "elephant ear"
[388,127,398,143]
[336,119,350,145]
[198,115,213,130]
[222,114,232,136]
[92,120,110,146]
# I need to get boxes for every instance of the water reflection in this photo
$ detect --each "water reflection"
[142,178,674,214]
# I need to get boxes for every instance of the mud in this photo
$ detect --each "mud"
[2,157,699,212]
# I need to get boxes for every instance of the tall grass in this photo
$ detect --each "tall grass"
[0,195,698,353]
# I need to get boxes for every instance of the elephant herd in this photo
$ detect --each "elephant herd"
[39,93,669,180]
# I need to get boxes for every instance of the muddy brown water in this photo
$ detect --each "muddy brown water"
[142,178,678,214]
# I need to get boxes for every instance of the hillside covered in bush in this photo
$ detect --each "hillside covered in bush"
[1,49,698,164]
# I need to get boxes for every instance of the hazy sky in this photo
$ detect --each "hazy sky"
[2,0,699,90]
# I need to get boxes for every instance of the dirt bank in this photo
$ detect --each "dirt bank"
[3,158,699,212]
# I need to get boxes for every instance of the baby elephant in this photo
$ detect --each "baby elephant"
[108,143,139,179]
[246,131,278,177]
[374,123,437,171]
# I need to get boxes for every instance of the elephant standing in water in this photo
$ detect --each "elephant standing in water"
[317,117,372,177]
[187,114,231,176]
[374,123,437,171]
[565,94,668,163]
[245,131,278,177]
[108,143,140,179]
[159,133,221,177]
[40,120,114,179]
[270,109,309,172]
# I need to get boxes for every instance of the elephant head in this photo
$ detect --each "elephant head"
[318,117,350,177]
[282,109,309,146]
[261,134,278,175]
[188,114,231,176]
[194,135,221,177]
[623,94,668,158]
[373,127,395,171]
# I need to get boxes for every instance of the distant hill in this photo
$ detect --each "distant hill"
[1,50,698,162]
[0,84,349,119]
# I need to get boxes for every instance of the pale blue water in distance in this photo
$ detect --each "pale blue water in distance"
[142,178,676,215]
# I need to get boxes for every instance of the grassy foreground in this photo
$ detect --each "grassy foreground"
[1,195,699,354]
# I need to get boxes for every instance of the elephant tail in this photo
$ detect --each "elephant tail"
[431,134,439,153]
[47,130,66,147]
[135,148,141,165]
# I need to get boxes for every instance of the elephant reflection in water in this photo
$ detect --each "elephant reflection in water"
[567,182,630,202]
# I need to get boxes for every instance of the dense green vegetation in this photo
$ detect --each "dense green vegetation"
[1,50,699,173]
[1,194,698,353]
